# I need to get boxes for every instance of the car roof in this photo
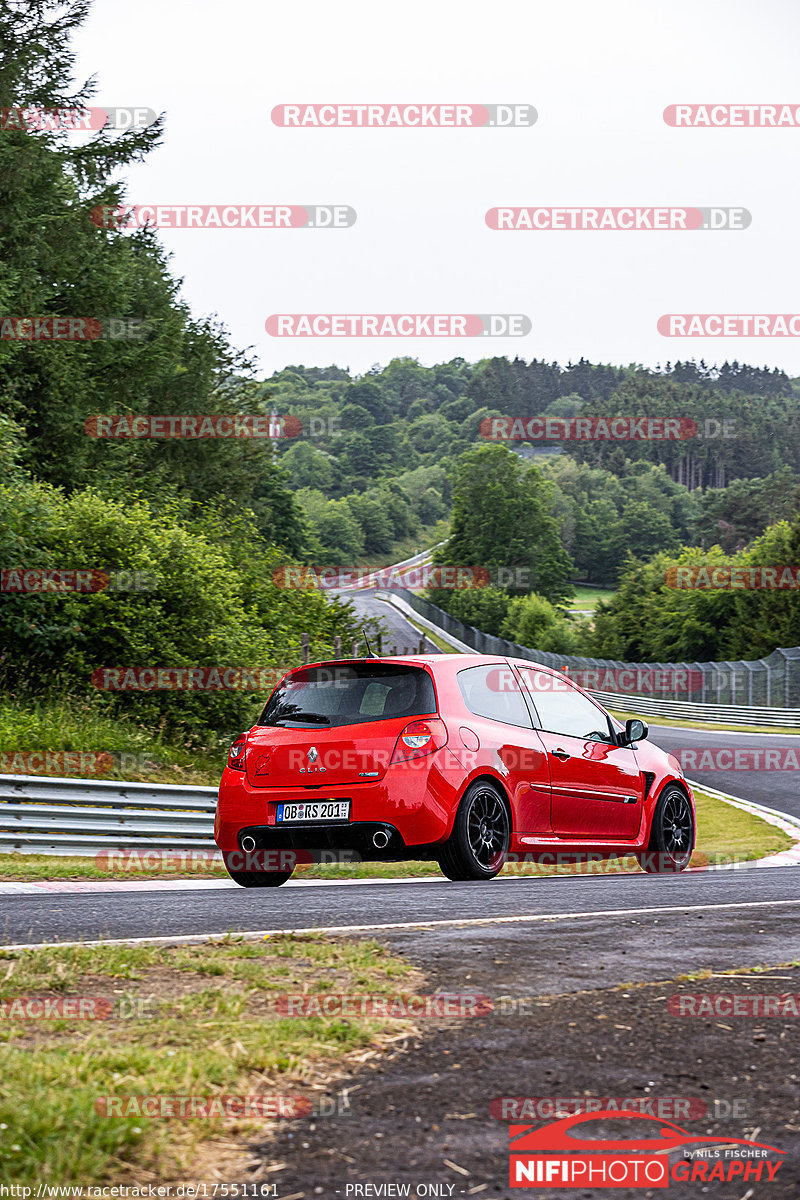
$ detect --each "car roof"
[276,655,623,728]
[298,654,565,676]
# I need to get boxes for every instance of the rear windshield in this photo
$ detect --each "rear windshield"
[257,663,437,728]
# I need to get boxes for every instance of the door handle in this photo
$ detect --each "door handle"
[551,748,570,761]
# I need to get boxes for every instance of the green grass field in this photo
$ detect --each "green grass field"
[566,585,617,612]
[0,935,418,1184]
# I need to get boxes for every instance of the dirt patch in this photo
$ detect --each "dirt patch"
[251,961,800,1198]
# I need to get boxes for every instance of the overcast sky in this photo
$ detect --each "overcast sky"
[72,0,800,379]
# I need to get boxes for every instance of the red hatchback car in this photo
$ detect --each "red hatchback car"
[214,654,695,886]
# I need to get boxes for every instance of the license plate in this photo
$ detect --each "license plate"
[276,800,350,823]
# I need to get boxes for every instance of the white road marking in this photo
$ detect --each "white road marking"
[2,854,798,896]
[0,875,451,896]
[686,780,800,867]
[3,896,800,952]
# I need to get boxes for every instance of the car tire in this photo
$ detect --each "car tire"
[636,784,694,874]
[224,867,294,888]
[437,780,510,881]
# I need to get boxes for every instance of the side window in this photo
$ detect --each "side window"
[457,664,532,728]
[515,666,614,741]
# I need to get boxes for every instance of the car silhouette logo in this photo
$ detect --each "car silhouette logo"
[509,1110,785,1155]
[307,747,319,763]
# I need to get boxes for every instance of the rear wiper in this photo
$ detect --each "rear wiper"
[272,713,330,725]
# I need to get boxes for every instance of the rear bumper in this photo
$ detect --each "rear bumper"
[215,757,458,855]
[234,821,411,861]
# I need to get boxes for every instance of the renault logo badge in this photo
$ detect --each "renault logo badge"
[300,745,325,773]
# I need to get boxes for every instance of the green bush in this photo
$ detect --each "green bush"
[590,518,800,662]
[0,479,360,740]
[431,585,511,637]
[501,592,586,654]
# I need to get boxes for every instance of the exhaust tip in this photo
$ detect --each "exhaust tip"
[241,835,257,852]
[372,829,390,849]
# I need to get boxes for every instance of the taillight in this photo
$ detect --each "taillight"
[228,733,248,771]
[391,718,447,764]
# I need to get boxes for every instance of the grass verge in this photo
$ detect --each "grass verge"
[0,696,228,785]
[0,789,791,883]
[0,935,420,1184]
[391,610,460,654]
[351,522,448,570]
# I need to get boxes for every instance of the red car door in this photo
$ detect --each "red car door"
[510,662,643,840]
[455,662,552,836]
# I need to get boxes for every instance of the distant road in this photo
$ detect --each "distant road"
[338,564,800,822]
[334,548,442,654]
[336,585,439,654]
[647,723,800,821]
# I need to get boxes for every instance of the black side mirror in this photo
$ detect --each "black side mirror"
[621,718,648,746]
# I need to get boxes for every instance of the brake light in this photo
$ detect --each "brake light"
[228,733,248,771]
[391,718,447,764]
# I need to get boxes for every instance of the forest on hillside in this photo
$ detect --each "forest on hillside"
[2,2,799,726]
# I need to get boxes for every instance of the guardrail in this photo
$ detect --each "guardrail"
[377,590,800,726]
[586,691,800,727]
[3,749,799,862]
[0,774,217,856]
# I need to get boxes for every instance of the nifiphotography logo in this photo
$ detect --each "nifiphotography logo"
[508,1111,785,1188]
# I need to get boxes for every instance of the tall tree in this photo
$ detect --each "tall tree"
[434,444,573,604]
[0,0,303,549]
